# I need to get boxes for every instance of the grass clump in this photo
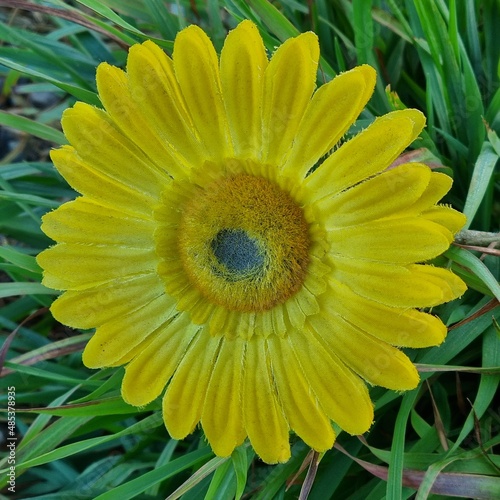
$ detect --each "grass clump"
[1,1,499,498]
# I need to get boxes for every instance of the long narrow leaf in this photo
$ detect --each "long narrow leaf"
[0,282,56,298]
[0,56,99,105]
[462,142,498,228]
[0,110,66,145]
[446,246,500,301]
[93,447,214,500]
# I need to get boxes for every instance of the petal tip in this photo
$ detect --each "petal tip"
[406,108,427,139]
[356,64,377,86]
[231,19,259,33]
[95,61,116,82]
[82,345,104,370]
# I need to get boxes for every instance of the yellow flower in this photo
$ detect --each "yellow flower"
[37,20,467,463]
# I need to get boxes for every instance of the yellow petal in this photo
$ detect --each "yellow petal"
[220,20,268,158]
[271,304,287,338]
[326,279,447,347]
[38,243,157,291]
[328,217,452,264]
[50,273,164,329]
[41,197,155,247]
[243,337,290,463]
[82,293,177,368]
[126,41,206,168]
[122,314,199,406]
[201,338,247,456]
[163,332,221,439]
[108,326,165,367]
[284,65,376,179]
[268,336,335,451]
[311,314,420,390]
[319,163,431,226]
[306,109,426,196]
[284,297,306,330]
[421,206,467,235]
[173,25,232,160]
[50,147,153,217]
[261,32,319,166]
[284,285,321,330]
[331,256,467,308]
[253,308,274,337]
[302,253,330,296]
[291,285,320,317]
[416,264,468,299]
[96,63,188,178]
[289,329,373,435]
[205,301,231,335]
[61,103,166,197]
[400,171,453,216]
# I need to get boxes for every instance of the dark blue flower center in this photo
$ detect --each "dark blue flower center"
[211,229,264,275]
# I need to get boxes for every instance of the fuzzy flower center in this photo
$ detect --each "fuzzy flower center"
[177,172,310,312]
[211,229,265,277]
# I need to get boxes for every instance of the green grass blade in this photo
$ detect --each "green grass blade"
[207,0,227,50]
[0,282,56,299]
[93,447,213,500]
[246,0,300,40]
[13,414,163,471]
[482,0,500,96]
[461,52,486,160]
[17,387,83,450]
[417,451,500,498]
[447,0,460,62]
[78,11,142,46]
[0,246,42,274]
[166,454,229,499]
[0,110,66,145]
[462,141,499,228]
[352,0,376,66]
[232,445,251,500]
[445,246,500,301]
[0,56,99,105]
[145,439,179,496]
[254,442,308,499]
[15,396,158,416]
[4,333,91,376]
[447,326,500,454]
[0,190,60,208]
[144,0,180,39]
[97,0,152,22]
[0,416,93,488]
[462,0,482,75]
[75,0,147,37]
[4,361,101,387]
[387,389,420,500]
[0,22,97,89]
[414,1,465,138]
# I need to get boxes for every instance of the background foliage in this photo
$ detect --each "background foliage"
[0,0,499,498]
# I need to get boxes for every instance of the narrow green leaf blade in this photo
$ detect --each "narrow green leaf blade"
[93,447,213,500]
[0,56,99,105]
[0,110,66,145]
[446,246,500,301]
[0,282,56,299]
[0,246,42,274]
[462,142,499,228]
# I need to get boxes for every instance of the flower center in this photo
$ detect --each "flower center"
[177,173,310,312]
[211,229,265,278]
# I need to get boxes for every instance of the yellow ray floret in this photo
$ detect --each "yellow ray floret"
[37,20,467,464]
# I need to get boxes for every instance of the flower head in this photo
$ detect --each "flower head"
[38,20,467,463]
